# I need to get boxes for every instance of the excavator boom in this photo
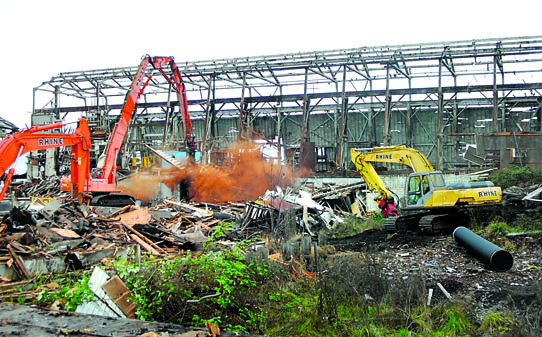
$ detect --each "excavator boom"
[358,145,434,172]
[351,148,399,217]
[0,119,91,201]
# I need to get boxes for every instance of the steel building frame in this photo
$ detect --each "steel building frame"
[32,36,542,171]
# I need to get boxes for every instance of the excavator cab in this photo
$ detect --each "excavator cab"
[405,171,446,208]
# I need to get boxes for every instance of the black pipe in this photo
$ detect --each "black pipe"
[453,226,514,272]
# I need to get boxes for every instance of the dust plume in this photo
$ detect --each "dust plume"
[118,172,162,203]
[119,142,307,203]
[167,142,302,203]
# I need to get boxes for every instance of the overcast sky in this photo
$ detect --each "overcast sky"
[0,0,540,128]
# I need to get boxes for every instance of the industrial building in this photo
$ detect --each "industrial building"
[29,36,542,174]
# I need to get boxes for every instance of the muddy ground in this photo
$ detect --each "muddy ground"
[327,227,542,327]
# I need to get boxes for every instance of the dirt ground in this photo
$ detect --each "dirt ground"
[327,227,542,327]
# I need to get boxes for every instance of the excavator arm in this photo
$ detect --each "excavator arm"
[351,148,400,217]
[149,56,194,153]
[96,55,194,190]
[0,119,91,200]
[351,145,437,217]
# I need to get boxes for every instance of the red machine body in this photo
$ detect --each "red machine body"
[0,119,91,201]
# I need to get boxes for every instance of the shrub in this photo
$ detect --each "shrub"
[479,312,513,334]
[330,213,385,238]
[485,219,512,239]
[113,244,276,334]
[488,165,542,189]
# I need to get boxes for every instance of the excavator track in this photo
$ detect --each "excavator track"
[384,217,399,232]
[384,213,427,232]
[418,212,470,233]
[418,215,442,233]
[90,194,136,207]
[385,211,469,233]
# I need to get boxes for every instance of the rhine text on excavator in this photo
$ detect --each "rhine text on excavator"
[38,138,64,146]
[478,190,499,198]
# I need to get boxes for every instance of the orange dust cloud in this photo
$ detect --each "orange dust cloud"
[118,171,163,203]
[165,142,305,203]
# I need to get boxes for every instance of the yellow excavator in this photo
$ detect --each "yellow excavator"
[351,145,502,232]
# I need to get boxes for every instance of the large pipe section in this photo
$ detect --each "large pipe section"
[453,226,514,272]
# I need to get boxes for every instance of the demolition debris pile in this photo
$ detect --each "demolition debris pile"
[0,160,541,335]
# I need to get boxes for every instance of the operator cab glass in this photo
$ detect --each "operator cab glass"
[406,171,446,206]
[407,175,422,205]
[428,172,446,189]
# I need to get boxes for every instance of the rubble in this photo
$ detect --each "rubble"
[0,176,367,280]
[0,176,370,335]
[502,183,542,220]
[0,173,540,334]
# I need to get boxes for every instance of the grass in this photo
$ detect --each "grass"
[329,213,385,238]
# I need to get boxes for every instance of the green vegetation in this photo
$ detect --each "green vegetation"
[485,219,513,239]
[479,312,514,334]
[488,165,542,189]
[34,274,94,311]
[480,217,542,238]
[6,247,531,336]
[330,213,385,238]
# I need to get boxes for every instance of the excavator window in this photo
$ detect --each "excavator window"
[429,172,446,189]
[422,175,430,194]
[407,176,421,205]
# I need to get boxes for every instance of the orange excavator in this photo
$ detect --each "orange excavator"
[0,56,192,207]
[59,55,194,206]
[0,118,91,202]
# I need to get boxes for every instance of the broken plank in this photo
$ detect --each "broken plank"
[101,276,136,318]
[118,208,151,226]
[49,228,81,239]
[7,245,31,280]
[163,199,212,217]
[118,222,167,255]
[109,205,134,218]
[129,234,160,256]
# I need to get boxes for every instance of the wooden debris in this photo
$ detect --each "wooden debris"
[120,222,167,255]
[110,205,134,218]
[7,244,31,280]
[206,321,221,337]
[0,178,361,282]
[437,282,451,299]
[129,234,160,256]
[49,228,80,239]
[163,199,212,217]
[101,276,136,318]
[118,208,151,226]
